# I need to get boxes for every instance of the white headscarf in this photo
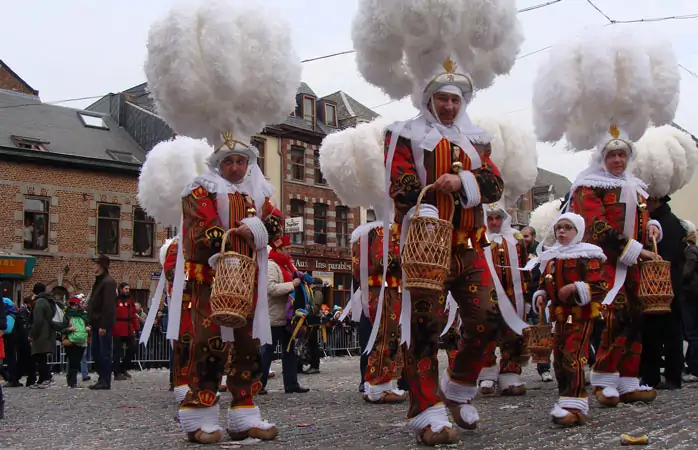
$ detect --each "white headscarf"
[525,213,606,270]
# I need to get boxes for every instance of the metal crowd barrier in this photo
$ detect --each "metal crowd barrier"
[46,325,363,372]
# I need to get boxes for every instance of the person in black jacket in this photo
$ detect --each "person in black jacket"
[86,254,117,390]
[639,196,686,389]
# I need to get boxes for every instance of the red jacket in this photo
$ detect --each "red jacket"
[112,296,140,337]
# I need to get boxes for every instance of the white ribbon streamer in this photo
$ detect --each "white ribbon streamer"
[601,182,637,306]
[440,292,458,337]
[166,217,185,341]
[252,247,272,345]
[140,273,166,346]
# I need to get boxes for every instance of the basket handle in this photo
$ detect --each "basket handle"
[220,228,258,261]
[414,184,456,222]
[651,235,659,257]
[220,229,235,256]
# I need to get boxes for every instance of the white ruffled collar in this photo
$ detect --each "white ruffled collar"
[525,242,606,271]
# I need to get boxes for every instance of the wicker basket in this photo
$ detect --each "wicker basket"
[523,315,554,364]
[639,237,673,315]
[401,184,454,293]
[209,229,256,328]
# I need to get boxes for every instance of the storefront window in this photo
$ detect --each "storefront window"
[333,273,352,307]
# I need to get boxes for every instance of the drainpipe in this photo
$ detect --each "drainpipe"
[278,143,284,213]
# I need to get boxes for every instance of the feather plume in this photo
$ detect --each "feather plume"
[352,0,522,100]
[630,125,698,197]
[532,28,679,150]
[138,137,213,228]
[144,0,301,145]
[529,199,563,247]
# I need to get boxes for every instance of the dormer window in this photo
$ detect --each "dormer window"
[78,112,109,129]
[325,103,337,127]
[302,95,315,124]
[11,135,48,151]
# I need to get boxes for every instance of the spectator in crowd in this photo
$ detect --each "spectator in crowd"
[640,196,686,390]
[86,254,117,390]
[61,296,90,388]
[0,295,6,419]
[77,294,91,383]
[28,283,58,389]
[0,287,18,387]
[681,220,698,383]
[134,302,147,328]
[112,282,140,381]
[261,236,309,394]
[14,296,33,387]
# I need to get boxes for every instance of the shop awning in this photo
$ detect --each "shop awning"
[0,255,38,279]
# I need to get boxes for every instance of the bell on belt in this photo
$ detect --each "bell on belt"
[246,207,257,217]
[638,203,647,212]
[452,161,464,174]
[544,274,553,281]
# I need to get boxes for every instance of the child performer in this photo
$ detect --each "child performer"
[530,213,608,426]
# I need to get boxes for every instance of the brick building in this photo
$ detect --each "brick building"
[0,61,165,306]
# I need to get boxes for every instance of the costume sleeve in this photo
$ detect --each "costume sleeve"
[385,131,421,221]
[459,144,503,207]
[182,185,225,259]
[572,258,606,307]
[163,243,178,283]
[517,241,531,300]
[570,186,641,265]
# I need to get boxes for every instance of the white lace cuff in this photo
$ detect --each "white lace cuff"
[498,373,524,388]
[617,376,640,395]
[647,219,663,243]
[590,371,620,389]
[241,217,269,250]
[406,404,453,433]
[558,396,589,415]
[179,405,222,433]
[620,239,643,266]
[477,365,499,382]
[174,385,189,404]
[574,282,591,306]
[458,171,481,209]
[441,369,478,404]
[226,406,275,433]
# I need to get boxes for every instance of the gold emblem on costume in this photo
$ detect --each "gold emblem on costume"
[609,124,620,139]
[208,336,225,352]
[218,130,250,152]
[197,390,217,407]
[545,274,553,281]
[443,57,457,73]
[452,161,464,174]
[638,203,647,212]
[246,207,257,217]
[205,226,224,240]
[192,185,208,200]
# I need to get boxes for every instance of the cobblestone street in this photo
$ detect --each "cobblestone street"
[2,354,697,449]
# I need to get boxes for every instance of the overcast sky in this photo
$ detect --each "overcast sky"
[2,0,696,181]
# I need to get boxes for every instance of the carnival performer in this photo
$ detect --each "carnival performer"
[477,204,530,396]
[352,1,523,444]
[532,28,680,408]
[352,223,406,404]
[137,136,214,406]
[319,118,406,404]
[530,213,608,426]
[144,0,302,443]
[466,117,538,397]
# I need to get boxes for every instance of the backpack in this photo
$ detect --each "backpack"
[51,301,64,331]
[3,298,17,334]
[68,316,88,345]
